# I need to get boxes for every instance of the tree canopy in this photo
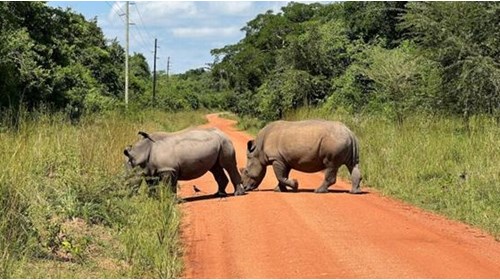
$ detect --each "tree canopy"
[1,2,499,124]
[0,2,150,117]
[208,2,500,123]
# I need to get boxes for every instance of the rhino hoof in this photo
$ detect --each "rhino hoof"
[215,192,228,198]
[274,186,287,192]
[314,188,329,193]
[350,188,362,194]
[234,190,245,196]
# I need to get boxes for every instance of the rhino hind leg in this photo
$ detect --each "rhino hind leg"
[349,163,362,194]
[210,163,229,197]
[315,167,338,193]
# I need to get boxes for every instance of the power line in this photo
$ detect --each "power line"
[105,1,126,24]
[132,3,156,43]
[129,2,150,50]
[107,1,166,75]
[105,2,148,50]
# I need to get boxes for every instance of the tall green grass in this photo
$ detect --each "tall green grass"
[284,107,500,239]
[0,108,205,278]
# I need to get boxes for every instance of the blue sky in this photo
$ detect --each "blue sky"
[47,1,298,74]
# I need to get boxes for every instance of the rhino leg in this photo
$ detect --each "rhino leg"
[126,176,143,197]
[315,167,338,193]
[272,161,298,192]
[349,163,362,194]
[219,155,245,196]
[159,170,178,195]
[210,163,229,197]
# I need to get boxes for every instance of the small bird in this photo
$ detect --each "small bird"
[193,185,204,194]
[459,171,467,181]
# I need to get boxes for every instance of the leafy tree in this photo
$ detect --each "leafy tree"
[0,2,131,117]
[401,2,500,121]
[342,2,408,48]
[363,42,442,124]
[257,69,328,120]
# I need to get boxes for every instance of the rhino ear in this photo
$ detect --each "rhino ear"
[247,140,256,153]
[138,131,156,143]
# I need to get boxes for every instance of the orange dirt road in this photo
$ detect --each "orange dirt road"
[179,113,500,278]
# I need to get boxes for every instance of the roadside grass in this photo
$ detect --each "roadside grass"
[232,108,499,239]
[235,116,266,136]
[0,108,205,278]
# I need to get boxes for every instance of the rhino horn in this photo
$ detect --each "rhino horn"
[138,131,156,143]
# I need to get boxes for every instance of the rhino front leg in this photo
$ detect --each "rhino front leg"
[272,161,298,192]
[210,164,229,197]
[220,155,245,196]
[315,167,338,193]
[159,170,178,195]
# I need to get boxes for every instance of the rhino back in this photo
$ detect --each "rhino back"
[150,129,223,180]
[257,120,356,172]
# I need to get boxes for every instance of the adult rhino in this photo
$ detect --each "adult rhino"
[241,120,362,194]
[124,128,245,197]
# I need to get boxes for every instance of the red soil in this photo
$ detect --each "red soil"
[179,113,500,278]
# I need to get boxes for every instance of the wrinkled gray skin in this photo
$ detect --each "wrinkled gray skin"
[124,128,245,197]
[241,120,362,194]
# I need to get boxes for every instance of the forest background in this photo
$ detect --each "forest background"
[1,2,498,123]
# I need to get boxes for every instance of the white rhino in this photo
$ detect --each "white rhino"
[241,120,362,194]
[124,128,245,197]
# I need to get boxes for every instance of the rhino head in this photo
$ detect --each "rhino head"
[241,139,266,191]
[123,131,155,168]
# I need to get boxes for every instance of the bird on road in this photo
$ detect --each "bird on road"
[193,185,204,194]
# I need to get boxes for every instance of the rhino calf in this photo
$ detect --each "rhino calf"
[241,120,362,194]
[124,128,245,197]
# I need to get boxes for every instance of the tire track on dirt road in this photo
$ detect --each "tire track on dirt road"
[178,113,500,278]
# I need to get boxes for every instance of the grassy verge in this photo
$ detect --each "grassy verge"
[233,108,499,239]
[0,108,206,278]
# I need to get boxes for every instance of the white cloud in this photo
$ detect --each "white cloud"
[106,1,199,27]
[138,1,198,18]
[208,2,254,15]
[172,26,241,38]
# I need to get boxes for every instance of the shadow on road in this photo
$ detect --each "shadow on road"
[250,188,370,195]
[179,192,248,203]
[179,188,368,203]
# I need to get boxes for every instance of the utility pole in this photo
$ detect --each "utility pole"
[152,38,157,104]
[124,1,129,106]
[166,56,170,78]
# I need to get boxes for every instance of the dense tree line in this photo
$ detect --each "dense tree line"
[0,2,151,120]
[208,2,500,123]
[1,2,499,125]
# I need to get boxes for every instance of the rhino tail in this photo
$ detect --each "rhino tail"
[351,133,360,167]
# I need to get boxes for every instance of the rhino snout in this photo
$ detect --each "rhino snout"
[123,148,137,167]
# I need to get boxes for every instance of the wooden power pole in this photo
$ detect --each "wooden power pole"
[125,1,129,106]
[152,38,157,104]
